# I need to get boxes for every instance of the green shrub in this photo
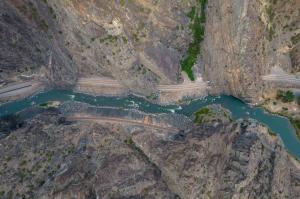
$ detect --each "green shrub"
[277,90,295,103]
[290,118,300,139]
[291,33,300,45]
[180,0,207,81]
[39,102,48,107]
[125,138,134,145]
[194,107,210,123]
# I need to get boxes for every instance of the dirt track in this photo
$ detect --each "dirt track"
[68,115,180,132]
[77,77,207,92]
[0,81,43,100]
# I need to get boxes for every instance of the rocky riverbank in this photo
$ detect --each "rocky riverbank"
[1,102,300,198]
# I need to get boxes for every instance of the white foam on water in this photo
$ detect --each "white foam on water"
[69,95,75,100]
[176,106,182,110]
[128,100,139,109]
[169,109,175,113]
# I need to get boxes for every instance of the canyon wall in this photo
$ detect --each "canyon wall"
[202,0,300,102]
[1,103,300,198]
[0,0,299,101]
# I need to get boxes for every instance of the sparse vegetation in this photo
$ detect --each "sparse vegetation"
[194,107,210,124]
[28,2,49,31]
[122,36,128,44]
[181,0,207,81]
[276,90,295,103]
[146,92,158,101]
[291,33,300,45]
[125,138,134,145]
[38,102,49,108]
[99,35,118,43]
[289,118,300,139]
[266,4,275,41]
[268,128,277,136]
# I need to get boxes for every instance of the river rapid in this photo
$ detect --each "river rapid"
[1,89,299,159]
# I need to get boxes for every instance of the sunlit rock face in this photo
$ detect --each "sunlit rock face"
[0,103,300,199]
[1,0,299,100]
[202,0,300,102]
[1,0,199,95]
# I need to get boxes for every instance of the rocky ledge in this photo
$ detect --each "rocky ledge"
[0,103,300,199]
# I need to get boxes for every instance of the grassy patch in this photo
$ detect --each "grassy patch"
[194,107,210,124]
[180,0,207,81]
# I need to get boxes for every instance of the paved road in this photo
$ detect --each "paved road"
[68,115,180,132]
[78,77,207,92]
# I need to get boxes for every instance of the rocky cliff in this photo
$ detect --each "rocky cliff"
[0,103,300,198]
[1,0,198,95]
[1,0,299,101]
[202,0,300,102]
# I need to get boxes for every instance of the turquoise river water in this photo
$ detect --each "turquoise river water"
[0,89,299,159]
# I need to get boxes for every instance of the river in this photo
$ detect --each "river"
[1,89,299,159]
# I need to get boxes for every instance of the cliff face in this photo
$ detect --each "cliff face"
[0,0,299,100]
[0,0,78,88]
[1,0,197,95]
[50,0,194,95]
[202,0,300,102]
[0,104,300,199]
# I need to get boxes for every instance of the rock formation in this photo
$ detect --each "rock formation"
[202,0,300,102]
[1,0,298,101]
[0,103,300,198]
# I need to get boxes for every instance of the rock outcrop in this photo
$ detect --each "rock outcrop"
[1,0,299,101]
[0,103,300,198]
[1,0,198,95]
[202,0,300,102]
[0,0,78,88]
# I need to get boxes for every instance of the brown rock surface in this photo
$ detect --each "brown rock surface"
[202,0,300,102]
[1,0,299,101]
[1,103,300,199]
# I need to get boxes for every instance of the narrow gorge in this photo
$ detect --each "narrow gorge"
[0,0,300,198]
